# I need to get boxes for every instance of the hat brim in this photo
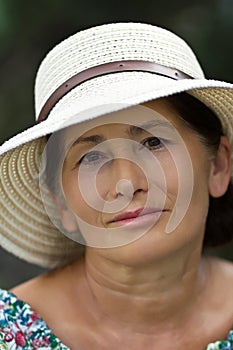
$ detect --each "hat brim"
[2,72,233,153]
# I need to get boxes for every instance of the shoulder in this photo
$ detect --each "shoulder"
[206,330,233,349]
[0,288,42,347]
[208,257,233,303]
[206,257,233,322]
[201,257,233,325]
[203,255,233,277]
[0,287,26,324]
[208,256,233,282]
[0,288,68,349]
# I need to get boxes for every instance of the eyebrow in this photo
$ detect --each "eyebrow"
[71,134,105,148]
[71,119,174,147]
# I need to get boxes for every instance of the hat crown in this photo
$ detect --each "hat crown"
[35,22,204,120]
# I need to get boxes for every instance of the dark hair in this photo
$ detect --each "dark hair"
[45,92,233,248]
[165,92,233,247]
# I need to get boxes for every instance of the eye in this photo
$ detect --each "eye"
[142,137,163,151]
[78,151,108,167]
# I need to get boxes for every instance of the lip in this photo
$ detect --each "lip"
[110,207,166,227]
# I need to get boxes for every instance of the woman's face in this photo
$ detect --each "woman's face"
[60,99,216,263]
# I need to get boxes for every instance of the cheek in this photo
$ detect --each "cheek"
[177,149,211,232]
[176,182,209,244]
[155,152,179,201]
[190,145,211,198]
[157,144,210,235]
[62,170,104,225]
[189,160,210,216]
[95,168,110,198]
[62,172,81,210]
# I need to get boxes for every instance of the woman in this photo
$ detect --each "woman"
[0,22,233,349]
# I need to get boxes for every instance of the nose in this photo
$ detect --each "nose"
[109,158,148,199]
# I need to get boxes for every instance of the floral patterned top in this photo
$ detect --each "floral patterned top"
[0,288,232,349]
[0,289,68,349]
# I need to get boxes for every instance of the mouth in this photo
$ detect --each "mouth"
[109,208,167,227]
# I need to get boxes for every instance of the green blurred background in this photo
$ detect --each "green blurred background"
[0,0,233,288]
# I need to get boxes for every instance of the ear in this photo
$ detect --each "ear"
[59,207,79,232]
[209,136,232,198]
[52,194,79,232]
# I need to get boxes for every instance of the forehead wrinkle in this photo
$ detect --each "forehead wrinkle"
[69,118,175,148]
[128,119,175,136]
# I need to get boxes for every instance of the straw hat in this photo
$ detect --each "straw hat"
[1,22,233,268]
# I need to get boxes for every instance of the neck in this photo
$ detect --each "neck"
[72,244,209,334]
